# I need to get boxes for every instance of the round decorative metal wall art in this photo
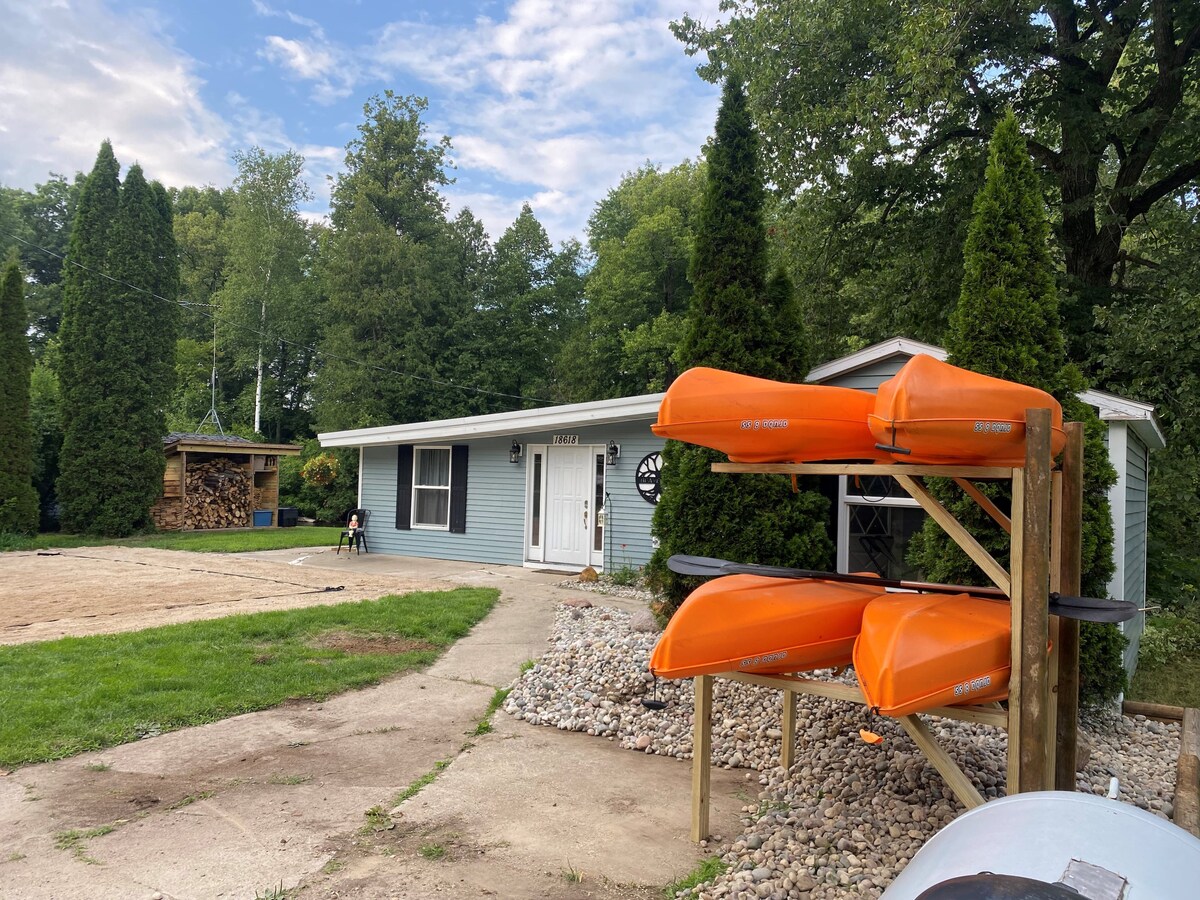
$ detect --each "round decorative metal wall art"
[635,452,662,503]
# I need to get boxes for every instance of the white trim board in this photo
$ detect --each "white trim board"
[320,393,664,448]
[806,338,946,383]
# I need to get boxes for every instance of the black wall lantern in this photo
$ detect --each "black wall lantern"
[606,440,621,466]
[509,441,523,464]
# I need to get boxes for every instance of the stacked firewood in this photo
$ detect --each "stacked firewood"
[183,458,251,529]
[150,497,183,531]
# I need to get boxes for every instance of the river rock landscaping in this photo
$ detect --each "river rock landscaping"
[503,599,1182,899]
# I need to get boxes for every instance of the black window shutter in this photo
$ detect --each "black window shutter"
[396,445,413,530]
[449,444,469,533]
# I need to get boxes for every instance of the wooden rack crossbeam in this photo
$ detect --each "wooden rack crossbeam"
[686,415,1085,841]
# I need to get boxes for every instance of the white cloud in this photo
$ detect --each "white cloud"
[253,3,361,105]
[371,1,723,243]
[0,1,232,190]
[261,35,337,81]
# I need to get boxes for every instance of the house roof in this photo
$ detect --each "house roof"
[805,337,947,383]
[808,338,1165,449]
[318,393,666,448]
[1077,389,1166,450]
[318,337,1164,451]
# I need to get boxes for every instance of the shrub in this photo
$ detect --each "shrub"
[279,439,358,524]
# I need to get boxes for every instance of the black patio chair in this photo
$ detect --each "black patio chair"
[336,508,369,555]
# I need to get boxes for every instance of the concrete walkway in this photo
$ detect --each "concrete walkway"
[0,551,745,899]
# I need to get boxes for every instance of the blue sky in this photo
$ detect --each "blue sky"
[0,0,723,245]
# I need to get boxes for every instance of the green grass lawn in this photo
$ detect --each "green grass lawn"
[0,526,343,554]
[0,588,497,768]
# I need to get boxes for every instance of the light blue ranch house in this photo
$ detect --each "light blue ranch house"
[319,338,1164,675]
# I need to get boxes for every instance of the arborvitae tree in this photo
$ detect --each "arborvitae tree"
[57,150,177,536]
[908,110,1123,703]
[0,261,39,534]
[56,141,121,533]
[647,78,832,610]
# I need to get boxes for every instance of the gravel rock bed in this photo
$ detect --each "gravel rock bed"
[504,604,1182,899]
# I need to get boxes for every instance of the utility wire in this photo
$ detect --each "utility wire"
[3,229,557,409]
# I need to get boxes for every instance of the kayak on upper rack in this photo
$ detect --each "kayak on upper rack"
[651,366,889,463]
[651,356,1067,467]
[869,353,1067,466]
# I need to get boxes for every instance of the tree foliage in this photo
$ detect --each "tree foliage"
[218,148,318,440]
[563,161,704,400]
[56,147,178,536]
[0,261,39,534]
[1096,192,1200,613]
[648,78,832,610]
[674,0,1200,355]
[316,93,468,430]
[475,204,585,406]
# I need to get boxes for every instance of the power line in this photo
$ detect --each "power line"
[2,228,557,409]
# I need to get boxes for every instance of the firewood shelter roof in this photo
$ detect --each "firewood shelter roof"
[162,432,302,456]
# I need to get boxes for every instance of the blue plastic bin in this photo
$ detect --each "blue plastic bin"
[253,509,273,527]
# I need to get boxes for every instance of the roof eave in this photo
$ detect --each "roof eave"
[319,394,666,448]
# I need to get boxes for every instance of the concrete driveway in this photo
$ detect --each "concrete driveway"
[0,549,745,899]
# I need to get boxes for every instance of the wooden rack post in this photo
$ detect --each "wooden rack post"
[686,414,1068,840]
[1054,423,1084,789]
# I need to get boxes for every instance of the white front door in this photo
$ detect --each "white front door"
[544,445,593,567]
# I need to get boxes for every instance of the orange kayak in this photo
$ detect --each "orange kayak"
[869,354,1066,466]
[852,592,1012,717]
[652,366,889,463]
[649,574,888,679]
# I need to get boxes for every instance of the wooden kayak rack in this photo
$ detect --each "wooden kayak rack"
[688,411,1083,840]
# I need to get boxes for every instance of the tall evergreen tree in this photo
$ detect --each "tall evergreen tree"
[0,261,39,534]
[56,142,121,533]
[316,92,476,429]
[647,78,832,610]
[473,204,584,408]
[908,110,1123,703]
[57,150,178,536]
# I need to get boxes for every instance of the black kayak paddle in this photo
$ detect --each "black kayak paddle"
[666,554,1138,624]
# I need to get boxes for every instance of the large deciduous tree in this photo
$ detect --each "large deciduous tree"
[57,147,178,536]
[562,161,704,401]
[647,78,832,610]
[907,111,1123,703]
[0,261,39,534]
[674,0,1200,355]
[219,148,315,438]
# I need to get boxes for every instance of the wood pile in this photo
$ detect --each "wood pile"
[150,496,182,531]
[183,457,251,529]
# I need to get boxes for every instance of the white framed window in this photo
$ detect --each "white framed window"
[412,446,452,529]
[838,475,925,580]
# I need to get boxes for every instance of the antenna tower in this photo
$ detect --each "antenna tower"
[196,314,225,435]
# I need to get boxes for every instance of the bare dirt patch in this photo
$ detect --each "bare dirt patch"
[308,631,438,655]
[0,546,448,645]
